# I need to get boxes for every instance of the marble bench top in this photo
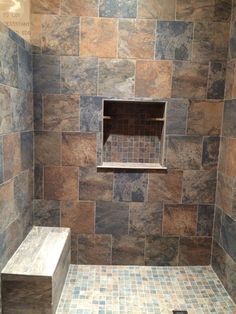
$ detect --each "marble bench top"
[2,226,70,277]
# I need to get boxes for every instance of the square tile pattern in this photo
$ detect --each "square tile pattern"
[56,265,236,314]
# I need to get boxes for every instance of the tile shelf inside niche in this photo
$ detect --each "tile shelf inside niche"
[103,116,165,121]
[97,162,167,170]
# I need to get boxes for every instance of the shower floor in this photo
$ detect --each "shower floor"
[56,265,236,314]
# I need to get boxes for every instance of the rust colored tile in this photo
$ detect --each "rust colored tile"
[3,133,21,181]
[138,0,175,19]
[43,94,80,132]
[77,234,112,265]
[135,60,172,98]
[187,101,223,135]
[44,166,79,201]
[61,201,95,234]
[61,0,98,16]
[31,0,60,14]
[79,167,113,201]
[179,237,212,266]
[118,19,155,59]
[35,131,61,166]
[225,60,236,100]
[80,17,117,58]
[172,61,208,99]
[62,133,97,167]
[218,137,236,179]
[148,170,183,203]
[163,204,198,236]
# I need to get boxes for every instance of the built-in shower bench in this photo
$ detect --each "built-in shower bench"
[1,226,71,314]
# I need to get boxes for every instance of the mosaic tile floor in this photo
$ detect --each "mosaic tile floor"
[56,265,236,314]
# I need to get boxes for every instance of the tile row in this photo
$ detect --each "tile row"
[31,0,232,21]
[32,16,229,63]
[34,199,214,238]
[33,57,227,99]
[34,166,217,205]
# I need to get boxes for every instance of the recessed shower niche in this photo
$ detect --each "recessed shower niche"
[98,99,167,169]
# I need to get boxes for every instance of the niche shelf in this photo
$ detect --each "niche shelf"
[98,99,167,170]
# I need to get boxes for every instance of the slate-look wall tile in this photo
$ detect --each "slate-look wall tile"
[145,236,179,266]
[156,21,193,61]
[61,0,98,17]
[135,60,172,98]
[31,0,60,14]
[129,202,163,236]
[220,213,236,261]
[33,54,60,93]
[179,237,212,266]
[21,132,33,170]
[207,62,226,99]
[213,207,222,242]
[183,170,217,204]
[229,20,236,60]
[222,100,236,137]
[138,0,175,20]
[172,61,208,99]
[81,17,117,58]
[95,201,129,235]
[79,167,113,201]
[43,94,80,132]
[12,89,33,132]
[167,136,202,170]
[33,199,60,227]
[202,137,220,170]
[61,56,97,95]
[18,46,32,91]
[34,165,43,199]
[77,234,112,265]
[99,0,137,18]
[98,59,135,97]
[166,99,188,135]
[119,19,155,59]
[80,96,103,132]
[163,204,198,236]
[3,133,21,181]
[0,136,3,183]
[0,85,12,133]
[113,172,148,202]
[42,15,80,55]
[34,93,43,131]
[112,235,145,265]
[197,205,214,236]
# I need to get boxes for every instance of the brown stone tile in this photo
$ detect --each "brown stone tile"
[219,137,236,179]
[179,237,212,266]
[166,136,202,170]
[163,204,198,236]
[0,85,12,134]
[98,59,135,97]
[80,17,117,58]
[212,241,236,303]
[222,100,236,137]
[77,234,112,265]
[148,170,183,203]
[61,201,95,234]
[118,19,155,59]
[145,236,179,266]
[3,133,21,181]
[129,202,163,236]
[71,233,78,264]
[0,180,15,232]
[202,137,220,170]
[42,15,80,56]
[44,166,79,201]
[31,0,60,14]
[197,204,214,236]
[216,172,233,217]
[43,94,80,132]
[225,60,236,100]
[31,14,42,53]
[182,170,217,204]
[62,133,96,167]
[135,60,172,98]
[112,235,145,265]
[138,0,175,19]
[207,62,226,100]
[172,61,208,99]
[187,101,223,135]
[79,167,113,201]
[61,0,98,16]
[176,0,231,21]
[33,199,60,227]
[35,132,61,166]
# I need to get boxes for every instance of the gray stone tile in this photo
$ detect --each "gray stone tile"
[113,172,148,202]
[61,56,97,95]
[34,93,43,131]
[220,213,236,261]
[34,165,43,199]
[95,201,129,236]
[202,136,220,170]
[80,96,103,132]
[207,62,226,99]
[197,205,214,236]
[155,21,193,61]
[0,136,3,184]
[0,84,12,133]
[99,0,137,17]
[166,99,188,135]
[33,200,60,227]
[222,100,236,137]
[213,206,223,243]
[229,20,236,60]
[12,89,33,132]
[17,45,33,91]
[21,132,33,171]
[33,54,60,93]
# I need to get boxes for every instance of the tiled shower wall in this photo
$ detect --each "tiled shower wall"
[0,21,33,296]
[31,0,231,267]
[212,0,236,303]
